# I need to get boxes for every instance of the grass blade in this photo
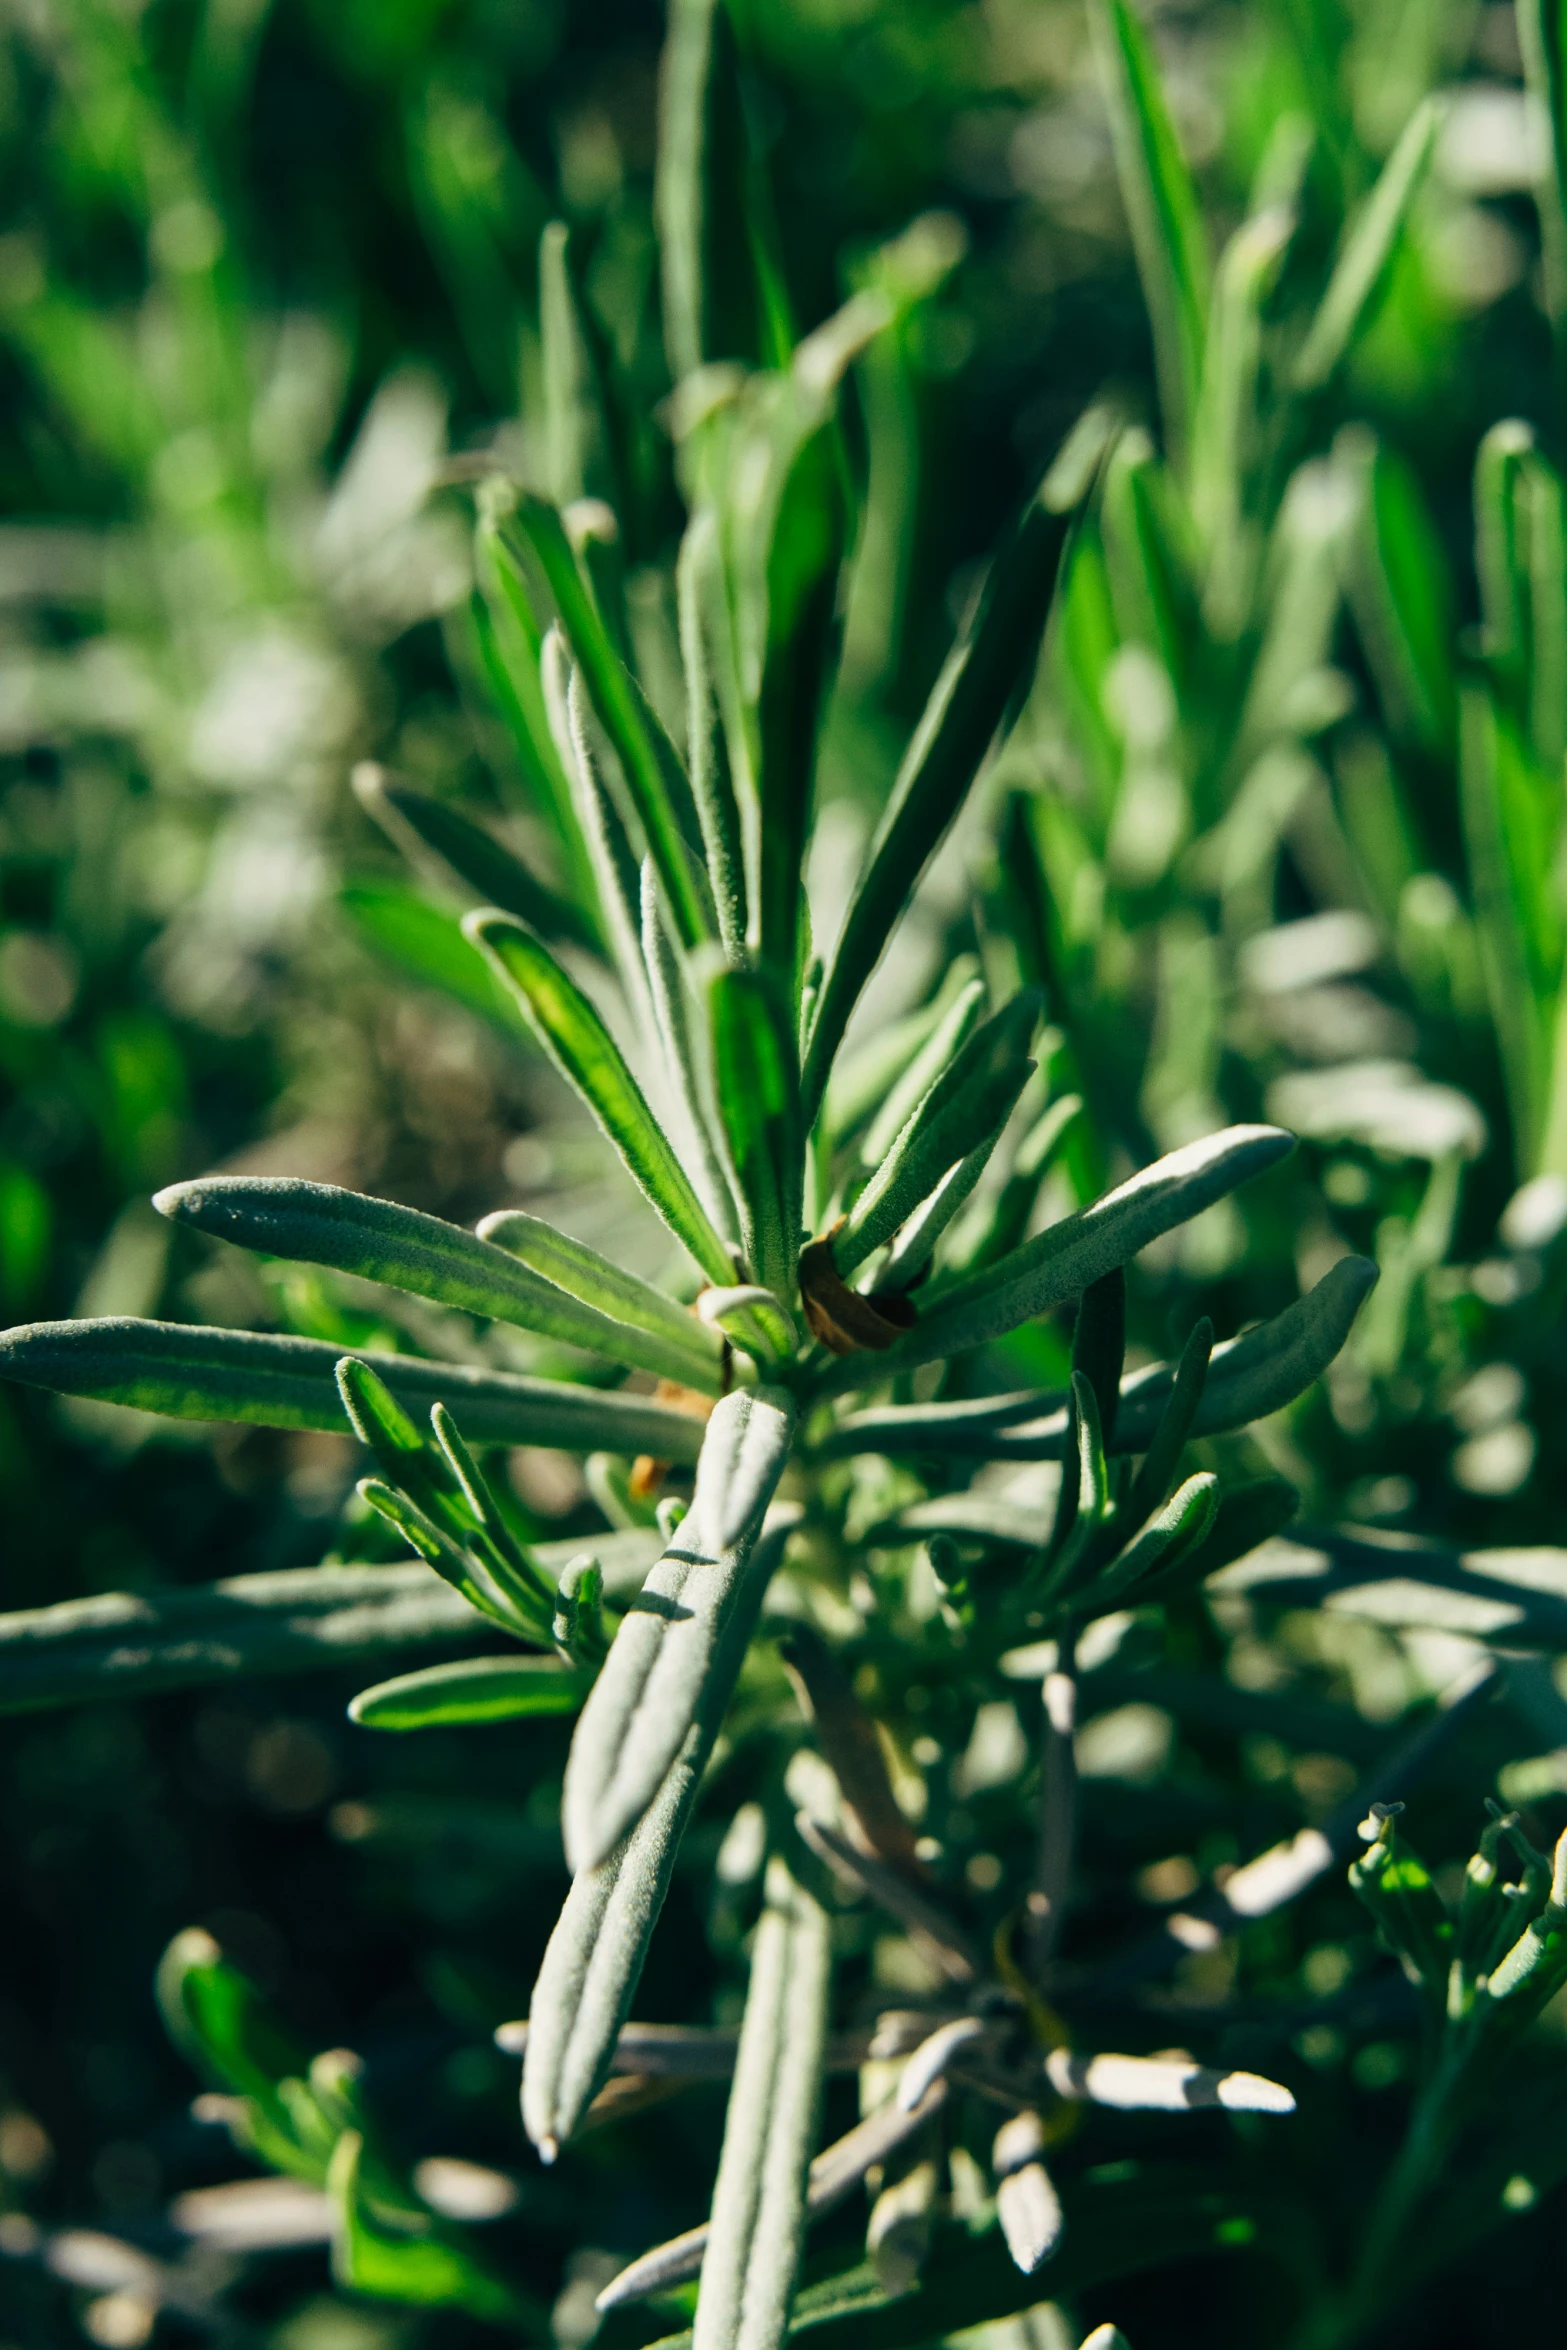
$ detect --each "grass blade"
[157,1176,724,1392]
[693,1857,831,2350]
[0,1316,709,1457]
[467,910,735,1284]
[348,1656,590,1730]
[1293,97,1441,392]
[803,483,1075,1120]
[562,1385,794,1872]
[1089,0,1211,468]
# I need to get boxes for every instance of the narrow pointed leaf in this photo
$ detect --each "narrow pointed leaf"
[803,483,1076,1121]
[1293,97,1441,392]
[0,1316,707,1457]
[657,0,792,383]
[1122,1316,1212,1531]
[156,1176,723,1392]
[327,2131,524,2325]
[0,1537,659,1717]
[505,495,711,949]
[539,219,616,512]
[348,1656,589,1730]
[1044,2048,1294,2112]
[860,978,987,1170]
[709,966,802,1296]
[562,1385,794,1873]
[340,882,530,1038]
[521,1515,796,2154]
[679,510,749,955]
[352,766,596,952]
[1090,0,1211,466]
[477,1207,723,1380]
[693,1857,831,2350]
[468,911,735,1284]
[817,1125,1295,1390]
[836,999,1038,1276]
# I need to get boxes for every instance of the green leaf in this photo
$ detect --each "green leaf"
[477,1207,724,1384]
[1517,0,1567,334]
[1070,1267,1126,1449]
[0,1534,660,1719]
[158,1928,310,2118]
[1087,1469,1220,1613]
[823,961,982,1146]
[506,495,711,950]
[467,911,735,1285]
[693,1858,831,2350]
[709,964,802,1297]
[545,641,658,1013]
[656,0,793,384]
[341,881,529,1036]
[1189,200,1295,607]
[0,1316,708,1457]
[522,1506,790,2158]
[473,507,595,895]
[0,1563,479,1715]
[816,1255,1374,1455]
[348,1654,589,1730]
[679,511,749,956]
[803,483,1075,1120]
[1121,1314,1212,1531]
[641,860,743,1248]
[328,2130,524,2325]
[156,1176,724,1393]
[540,218,616,512]
[1115,1251,1375,1447]
[1336,430,1456,758]
[352,765,596,953]
[835,996,1038,1277]
[562,1384,794,1873]
[1458,684,1562,1175]
[858,977,987,1171]
[1293,97,1442,392]
[1089,0,1211,468]
[817,1125,1294,1391]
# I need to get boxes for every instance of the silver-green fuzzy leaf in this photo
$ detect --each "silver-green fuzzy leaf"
[156,1176,723,1393]
[0,1317,709,1457]
[562,1385,795,1873]
[818,1125,1296,1391]
[693,1857,831,2350]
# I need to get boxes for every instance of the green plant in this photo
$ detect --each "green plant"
[0,4,1399,2342]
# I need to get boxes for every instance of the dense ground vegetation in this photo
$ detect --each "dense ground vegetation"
[5,3,1567,2348]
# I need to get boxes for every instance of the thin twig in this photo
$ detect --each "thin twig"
[795,1812,982,1983]
[593,2080,949,2310]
